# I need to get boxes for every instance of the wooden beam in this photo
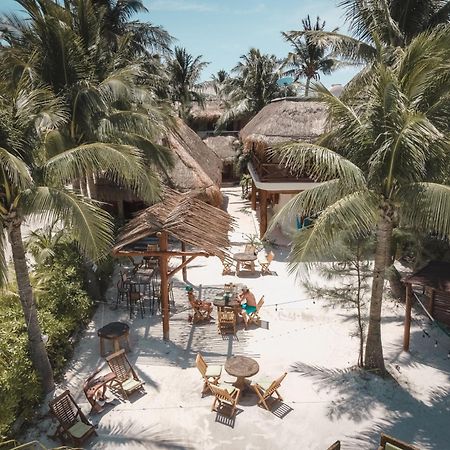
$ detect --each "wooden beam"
[159,231,170,340]
[168,255,197,278]
[113,250,209,258]
[259,189,268,238]
[251,182,257,210]
[403,283,413,351]
[181,242,187,282]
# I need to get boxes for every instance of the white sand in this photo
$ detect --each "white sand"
[24,187,450,449]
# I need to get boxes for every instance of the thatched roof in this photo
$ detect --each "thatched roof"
[203,135,239,162]
[190,100,223,120]
[404,261,450,292]
[163,118,223,207]
[240,98,328,151]
[113,188,233,259]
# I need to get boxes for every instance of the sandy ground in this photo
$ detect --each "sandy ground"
[24,187,450,450]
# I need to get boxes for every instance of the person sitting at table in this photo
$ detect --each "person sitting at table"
[186,286,213,315]
[238,286,257,329]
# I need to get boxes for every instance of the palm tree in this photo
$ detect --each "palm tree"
[166,47,209,119]
[271,27,450,373]
[216,48,286,129]
[0,72,160,393]
[282,15,339,97]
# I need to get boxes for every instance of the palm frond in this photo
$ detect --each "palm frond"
[0,146,33,191]
[19,187,114,261]
[287,190,378,275]
[0,224,9,287]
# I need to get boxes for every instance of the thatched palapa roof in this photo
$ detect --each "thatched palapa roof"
[190,100,223,121]
[404,261,450,293]
[240,98,328,152]
[163,118,223,207]
[113,189,233,259]
[203,135,238,162]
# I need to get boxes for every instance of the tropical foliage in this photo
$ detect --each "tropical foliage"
[281,15,339,96]
[271,27,450,373]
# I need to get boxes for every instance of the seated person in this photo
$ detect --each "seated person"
[186,286,213,314]
[238,285,257,328]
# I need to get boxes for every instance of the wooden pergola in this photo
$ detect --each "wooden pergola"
[112,188,233,340]
[403,261,450,351]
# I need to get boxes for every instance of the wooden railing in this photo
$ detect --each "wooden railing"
[251,154,313,183]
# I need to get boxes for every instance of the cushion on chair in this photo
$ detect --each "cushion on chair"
[205,365,222,378]
[385,444,402,450]
[122,378,143,392]
[218,383,236,394]
[255,379,272,391]
[68,420,92,439]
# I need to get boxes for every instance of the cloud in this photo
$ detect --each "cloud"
[148,0,217,13]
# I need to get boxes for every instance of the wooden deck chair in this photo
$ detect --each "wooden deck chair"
[247,296,264,327]
[258,251,274,274]
[48,390,97,447]
[209,383,241,417]
[106,349,145,399]
[217,308,236,335]
[188,295,212,323]
[378,434,419,450]
[327,441,341,450]
[195,352,222,395]
[252,372,287,410]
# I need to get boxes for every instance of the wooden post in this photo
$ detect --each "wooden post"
[251,182,257,210]
[159,231,170,340]
[428,289,435,315]
[403,283,412,351]
[259,189,268,238]
[181,241,187,282]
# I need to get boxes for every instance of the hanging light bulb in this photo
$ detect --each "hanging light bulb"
[434,340,438,348]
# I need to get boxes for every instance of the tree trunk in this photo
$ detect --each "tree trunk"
[8,219,55,393]
[364,206,393,373]
[388,265,406,302]
[305,78,311,97]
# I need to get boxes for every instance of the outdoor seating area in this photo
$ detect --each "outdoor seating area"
[20,187,449,450]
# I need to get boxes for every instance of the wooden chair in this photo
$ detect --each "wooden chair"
[195,352,222,395]
[327,441,341,450]
[217,308,236,335]
[252,372,287,410]
[221,255,234,275]
[106,349,145,399]
[48,390,97,447]
[209,383,241,418]
[378,434,419,450]
[188,293,212,323]
[258,251,274,274]
[247,296,264,327]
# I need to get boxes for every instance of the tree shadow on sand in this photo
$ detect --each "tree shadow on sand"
[290,362,450,449]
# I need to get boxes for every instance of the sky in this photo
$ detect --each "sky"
[1,0,360,87]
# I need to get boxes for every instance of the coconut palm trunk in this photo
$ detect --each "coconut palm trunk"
[7,218,55,393]
[305,77,311,97]
[364,206,393,373]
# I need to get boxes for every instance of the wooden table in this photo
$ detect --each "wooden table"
[97,322,130,356]
[83,370,116,413]
[213,296,242,324]
[225,356,259,392]
[233,252,257,275]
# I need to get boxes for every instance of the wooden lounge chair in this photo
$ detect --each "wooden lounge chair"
[258,251,274,274]
[247,296,264,327]
[188,292,212,323]
[327,441,341,450]
[195,352,222,395]
[378,434,419,450]
[106,349,145,399]
[217,308,236,335]
[252,372,287,410]
[48,390,97,447]
[209,383,241,417]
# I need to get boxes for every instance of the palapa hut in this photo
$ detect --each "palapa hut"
[163,118,223,208]
[189,100,223,137]
[402,261,450,351]
[90,118,223,216]
[239,98,328,237]
[113,188,233,339]
[203,135,239,182]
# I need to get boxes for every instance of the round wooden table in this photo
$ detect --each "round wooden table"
[97,322,130,356]
[233,252,257,274]
[225,356,259,391]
